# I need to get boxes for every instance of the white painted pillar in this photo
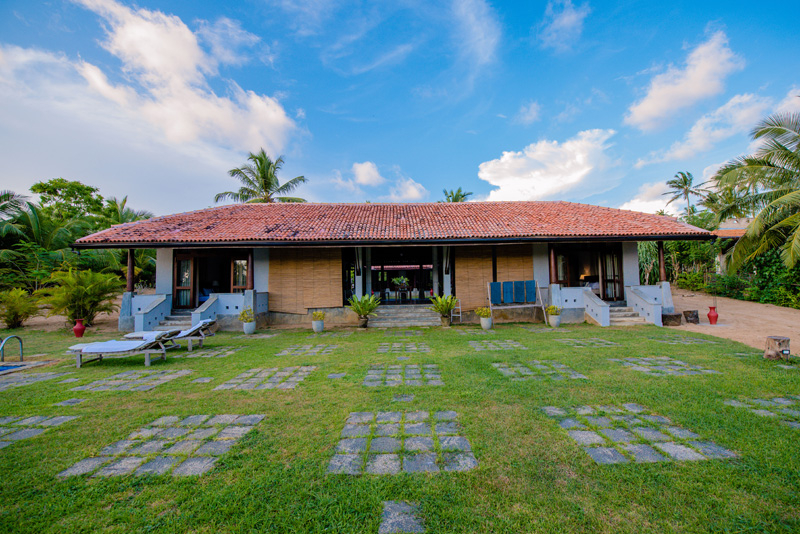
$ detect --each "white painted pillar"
[365,247,372,296]
[442,246,452,296]
[354,247,364,298]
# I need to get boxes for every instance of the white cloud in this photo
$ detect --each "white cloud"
[477,129,616,201]
[516,100,541,125]
[635,93,772,167]
[265,0,342,36]
[776,86,800,114]
[388,176,428,202]
[618,182,677,215]
[73,0,295,153]
[452,0,501,69]
[196,17,264,67]
[625,31,745,131]
[538,0,591,53]
[352,161,385,186]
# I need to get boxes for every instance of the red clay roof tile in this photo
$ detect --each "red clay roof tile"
[75,201,710,246]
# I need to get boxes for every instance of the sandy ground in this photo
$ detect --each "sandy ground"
[670,287,800,351]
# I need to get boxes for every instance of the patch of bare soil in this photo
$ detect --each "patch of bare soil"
[670,287,800,351]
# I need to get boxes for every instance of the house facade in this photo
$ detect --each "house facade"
[74,201,711,330]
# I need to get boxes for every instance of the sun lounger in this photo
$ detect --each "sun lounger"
[124,319,216,351]
[68,331,172,368]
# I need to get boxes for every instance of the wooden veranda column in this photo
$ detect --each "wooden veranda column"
[126,249,134,292]
[657,241,667,282]
[246,250,254,290]
[548,246,557,284]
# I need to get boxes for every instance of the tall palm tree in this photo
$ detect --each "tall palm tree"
[215,149,307,204]
[662,171,707,210]
[715,112,800,269]
[441,187,473,202]
[0,190,27,237]
[102,196,153,227]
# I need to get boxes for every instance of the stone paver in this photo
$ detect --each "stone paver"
[71,370,193,392]
[393,395,415,402]
[328,410,476,475]
[328,373,346,379]
[214,367,316,390]
[379,501,425,534]
[469,340,526,351]
[55,398,87,406]
[609,356,720,377]
[0,414,78,450]
[456,329,496,335]
[649,335,718,345]
[545,403,736,465]
[60,413,264,477]
[192,377,214,383]
[724,396,800,429]
[308,332,352,338]
[377,343,431,354]
[171,346,241,359]
[275,345,338,356]
[0,372,72,392]
[384,330,424,337]
[492,361,588,381]
[555,338,619,348]
[363,364,443,387]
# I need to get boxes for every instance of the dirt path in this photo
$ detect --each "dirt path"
[670,287,800,351]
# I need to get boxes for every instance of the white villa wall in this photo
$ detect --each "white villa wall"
[254,248,269,292]
[532,244,549,289]
[155,248,173,295]
[622,242,639,289]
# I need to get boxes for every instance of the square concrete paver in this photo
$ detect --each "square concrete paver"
[215,367,316,390]
[568,431,605,446]
[327,454,362,475]
[195,440,234,456]
[173,457,218,476]
[584,447,628,464]
[95,457,146,477]
[136,456,178,475]
[379,501,425,534]
[57,457,112,477]
[55,398,87,407]
[654,442,707,461]
[621,444,668,463]
[403,453,439,473]
[366,454,401,474]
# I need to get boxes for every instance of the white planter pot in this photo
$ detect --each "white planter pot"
[312,320,324,333]
[548,315,561,328]
[480,317,493,330]
[243,321,256,335]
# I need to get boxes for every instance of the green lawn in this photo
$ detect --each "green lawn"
[1,323,799,533]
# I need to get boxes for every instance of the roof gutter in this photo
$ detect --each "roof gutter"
[72,233,713,250]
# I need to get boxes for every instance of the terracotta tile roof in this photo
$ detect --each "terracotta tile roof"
[712,228,747,238]
[75,201,711,247]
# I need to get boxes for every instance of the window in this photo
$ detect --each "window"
[231,259,248,293]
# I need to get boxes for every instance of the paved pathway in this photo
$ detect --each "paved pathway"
[469,340,526,351]
[492,361,587,381]
[724,395,800,429]
[71,370,192,392]
[276,345,338,356]
[328,410,477,475]
[609,356,720,377]
[57,414,265,477]
[543,403,736,464]
[363,365,443,387]
[378,343,430,354]
[379,501,425,533]
[171,346,240,359]
[0,415,78,449]
[384,330,424,337]
[308,332,352,338]
[0,372,73,392]
[555,338,618,348]
[214,367,316,390]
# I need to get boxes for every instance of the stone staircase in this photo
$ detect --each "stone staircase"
[608,304,648,326]
[368,304,441,328]
[155,309,193,331]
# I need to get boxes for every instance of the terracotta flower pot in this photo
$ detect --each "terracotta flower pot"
[707,306,718,325]
[73,319,86,338]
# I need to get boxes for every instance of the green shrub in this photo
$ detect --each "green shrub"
[428,295,458,317]
[0,289,39,329]
[704,274,746,299]
[35,269,124,326]
[545,305,562,316]
[475,307,492,318]
[675,272,705,291]
[347,294,380,318]
[312,311,326,321]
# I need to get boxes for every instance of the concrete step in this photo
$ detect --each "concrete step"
[609,317,648,326]
[159,320,192,327]
[609,310,640,318]
[609,307,634,313]
[369,305,441,328]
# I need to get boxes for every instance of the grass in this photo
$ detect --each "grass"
[1,323,799,533]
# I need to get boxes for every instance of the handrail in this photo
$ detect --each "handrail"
[583,289,610,327]
[628,287,663,326]
[0,335,23,362]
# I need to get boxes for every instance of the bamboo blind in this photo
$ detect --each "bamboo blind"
[269,248,343,314]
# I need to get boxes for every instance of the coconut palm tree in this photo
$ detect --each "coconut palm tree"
[715,112,800,269]
[441,187,473,202]
[662,171,707,210]
[0,190,27,237]
[101,196,153,227]
[215,149,307,204]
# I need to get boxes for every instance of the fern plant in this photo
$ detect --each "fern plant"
[0,288,39,328]
[428,295,458,317]
[347,294,381,318]
[35,269,124,326]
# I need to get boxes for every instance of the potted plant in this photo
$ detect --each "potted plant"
[391,276,410,290]
[428,295,458,327]
[475,307,492,330]
[239,307,256,334]
[312,311,325,333]
[545,305,562,328]
[347,294,380,328]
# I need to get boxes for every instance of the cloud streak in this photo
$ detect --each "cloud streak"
[538,0,591,53]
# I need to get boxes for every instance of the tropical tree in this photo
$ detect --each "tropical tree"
[100,196,153,227]
[215,149,307,204]
[662,171,707,210]
[36,269,124,326]
[0,190,27,237]
[30,178,104,221]
[715,112,800,269]
[441,187,473,202]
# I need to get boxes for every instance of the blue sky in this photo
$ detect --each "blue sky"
[0,0,798,215]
